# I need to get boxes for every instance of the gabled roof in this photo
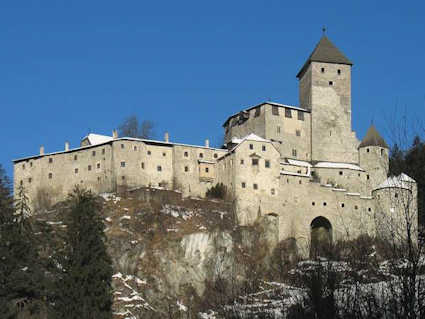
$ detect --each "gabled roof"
[82,133,114,146]
[297,35,353,78]
[359,125,389,149]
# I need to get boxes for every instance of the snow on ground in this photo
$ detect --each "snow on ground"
[160,204,195,220]
[100,193,121,203]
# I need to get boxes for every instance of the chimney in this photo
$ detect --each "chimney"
[164,132,169,143]
[205,139,210,148]
[40,145,45,155]
[65,141,70,151]
[112,129,118,139]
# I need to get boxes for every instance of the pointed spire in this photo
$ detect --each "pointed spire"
[359,125,389,149]
[297,35,353,78]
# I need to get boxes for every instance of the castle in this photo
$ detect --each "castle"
[13,35,417,254]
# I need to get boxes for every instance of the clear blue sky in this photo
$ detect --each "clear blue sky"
[1,1,424,179]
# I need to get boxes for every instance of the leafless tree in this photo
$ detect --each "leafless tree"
[118,115,154,139]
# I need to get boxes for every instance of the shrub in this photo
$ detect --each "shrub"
[206,183,227,200]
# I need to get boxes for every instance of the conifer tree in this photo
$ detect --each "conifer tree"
[52,187,113,319]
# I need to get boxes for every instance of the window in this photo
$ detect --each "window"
[20,180,23,185]
[240,159,244,165]
[120,161,125,167]
[48,173,53,179]
[199,153,203,158]
[249,144,253,150]
[292,149,297,157]
[265,160,270,168]
[381,149,384,156]
[337,69,341,75]
[147,150,151,155]
[285,108,292,118]
[367,175,370,180]
[157,165,162,172]
[184,166,189,172]
[367,148,370,153]
[299,180,302,184]
[339,171,343,176]
[49,158,53,163]
[22,164,25,169]
[330,131,332,136]
[262,145,266,151]
[296,130,301,137]
[354,205,358,210]
[271,188,275,195]
[75,168,78,174]
[102,148,105,155]
[329,81,333,86]
[252,158,259,166]
[312,202,315,206]
[254,107,261,117]
[253,183,258,190]
[323,202,327,206]
[272,105,279,116]
[92,151,96,156]
[241,182,246,188]
[205,167,209,173]
[88,165,92,171]
[121,144,124,149]
[28,178,32,183]
[74,155,78,161]
[98,177,101,182]
[133,146,137,151]
[321,67,325,73]
[277,126,281,134]
[297,111,304,121]
[395,193,398,198]
[341,203,345,208]
[30,162,33,167]
[141,162,145,169]
[214,153,218,158]
[163,152,166,157]
[97,163,100,169]
[122,176,125,180]
[368,207,372,212]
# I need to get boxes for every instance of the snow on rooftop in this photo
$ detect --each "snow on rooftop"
[286,159,312,167]
[374,173,416,191]
[243,133,270,142]
[84,133,114,145]
[314,162,364,171]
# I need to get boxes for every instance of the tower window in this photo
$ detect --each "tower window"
[329,81,333,86]
[321,67,325,73]
[297,111,304,121]
[272,106,279,116]
[337,69,341,75]
[285,109,292,118]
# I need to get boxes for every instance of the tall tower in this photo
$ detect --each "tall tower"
[297,35,358,163]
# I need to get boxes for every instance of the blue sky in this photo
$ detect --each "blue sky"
[1,1,424,178]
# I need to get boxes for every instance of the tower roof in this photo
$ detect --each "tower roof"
[296,35,353,78]
[359,125,389,149]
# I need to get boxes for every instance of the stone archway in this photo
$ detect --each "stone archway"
[310,216,332,258]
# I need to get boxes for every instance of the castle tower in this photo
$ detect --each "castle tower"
[297,35,358,163]
[359,125,389,192]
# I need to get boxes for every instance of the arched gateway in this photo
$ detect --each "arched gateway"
[310,216,332,258]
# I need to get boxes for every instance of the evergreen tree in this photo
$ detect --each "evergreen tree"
[0,168,46,318]
[52,187,113,319]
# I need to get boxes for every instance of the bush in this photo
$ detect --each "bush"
[206,183,227,200]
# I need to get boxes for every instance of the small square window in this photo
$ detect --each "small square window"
[297,111,304,121]
[321,67,325,73]
[121,161,125,167]
[272,106,279,116]
[262,145,266,151]
[199,153,203,158]
[285,109,292,118]
[240,159,244,165]
[163,152,166,157]
[92,151,96,156]
[121,144,124,149]
[271,188,275,195]
[337,69,341,75]
[88,165,92,171]
[184,166,189,172]
[265,160,270,168]
[354,205,358,210]
[249,144,253,150]
[184,151,188,157]
[122,176,125,180]
[48,173,53,179]
[339,171,343,176]
[141,162,145,169]
[329,81,333,86]
[214,153,218,158]
[296,130,301,137]
[75,168,78,174]
[241,182,246,188]
[205,167,209,173]
[97,163,101,169]
[341,203,345,208]
[147,150,151,155]
[49,158,53,163]
[133,146,137,151]
[254,107,261,117]
[28,178,32,183]
[74,155,78,161]
[368,207,372,212]
[366,148,370,153]
[253,183,258,190]
[252,158,259,166]
[157,165,162,172]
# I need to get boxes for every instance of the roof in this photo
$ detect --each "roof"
[358,125,389,149]
[374,173,416,191]
[82,133,113,145]
[297,35,353,78]
[223,101,309,127]
[314,161,364,171]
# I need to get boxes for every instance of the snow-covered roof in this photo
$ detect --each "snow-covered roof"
[83,133,113,145]
[285,159,312,167]
[198,160,216,164]
[314,162,364,171]
[374,173,416,191]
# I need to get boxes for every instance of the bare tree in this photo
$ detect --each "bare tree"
[118,115,154,139]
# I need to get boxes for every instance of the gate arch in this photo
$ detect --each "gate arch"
[310,216,332,258]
